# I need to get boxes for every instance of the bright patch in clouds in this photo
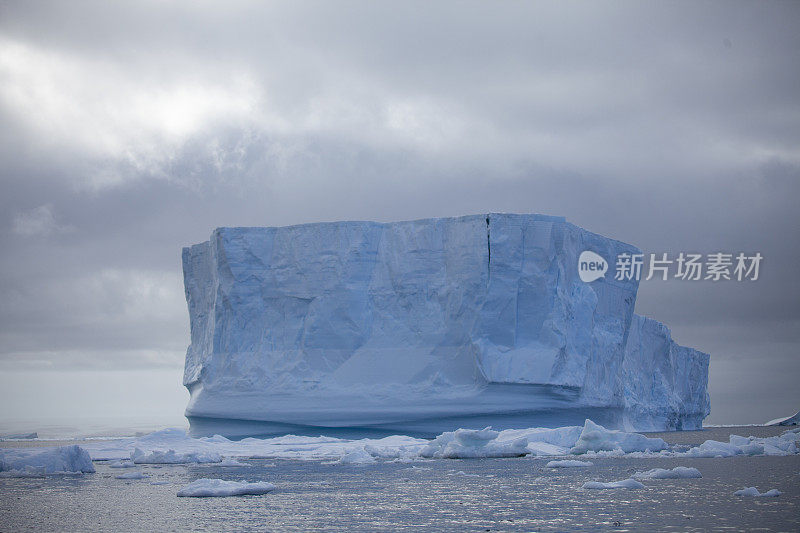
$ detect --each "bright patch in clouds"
[0,39,261,188]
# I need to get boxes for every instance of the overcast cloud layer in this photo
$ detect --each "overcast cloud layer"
[0,1,798,426]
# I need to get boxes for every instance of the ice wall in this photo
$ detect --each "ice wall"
[182,213,710,437]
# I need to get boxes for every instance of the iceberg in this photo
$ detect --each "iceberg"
[0,445,95,476]
[181,213,710,437]
[765,410,799,426]
[734,487,782,497]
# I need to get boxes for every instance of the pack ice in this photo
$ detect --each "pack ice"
[182,213,710,437]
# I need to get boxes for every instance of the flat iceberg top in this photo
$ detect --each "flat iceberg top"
[201,213,567,236]
[181,213,709,436]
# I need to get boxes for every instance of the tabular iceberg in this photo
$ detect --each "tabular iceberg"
[182,213,709,437]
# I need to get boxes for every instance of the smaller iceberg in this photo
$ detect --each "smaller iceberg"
[177,478,276,497]
[131,448,222,464]
[582,478,644,490]
[633,467,701,479]
[734,487,781,497]
[0,445,95,476]
[569,420,667,454]
[419,427,529,459]
[765,410,799,426]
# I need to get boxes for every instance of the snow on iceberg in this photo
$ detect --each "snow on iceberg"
[734,487,781,497]
[177,478,276,497]
[546,460,593,468]
[633,466,701,479]
[181,213,710,437]
[582,478,645,490]
[569,420,667,455]
[0,445,95,476]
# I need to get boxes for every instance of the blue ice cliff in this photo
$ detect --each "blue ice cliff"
[182,214,710,437]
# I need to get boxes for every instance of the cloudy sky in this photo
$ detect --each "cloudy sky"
[0,1,798,430]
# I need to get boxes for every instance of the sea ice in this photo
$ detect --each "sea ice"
[546,460,593,468]
[115,471,149,480]
[217,457,250,466]
[176,478,276,497]
[77,420,726,464]
[633,467,701,479]
[582,478,645,490]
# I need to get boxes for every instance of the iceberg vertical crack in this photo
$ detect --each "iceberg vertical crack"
[486,215,491,275]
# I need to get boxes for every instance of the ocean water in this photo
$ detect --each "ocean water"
[1,427,797,532]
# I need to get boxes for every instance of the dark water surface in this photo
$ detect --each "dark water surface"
[1,427,797,532]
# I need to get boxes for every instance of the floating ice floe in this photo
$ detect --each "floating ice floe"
[335,447,376,465]
[734,487,781,497]
[582,478,645,490]
[76,422,662,463]
[216,457,250,467]
[0,432,38,441]
[177,478,276,497]
[131,447,221,464]
[682,427,799,458]
[633,467,701,479]
[420,427,529,459]
[70,421,800,466]
[115,471,149,480]
[109,460,136,468]
[0,445,95,476]
[570,420,667,455]
[546,460,593,468]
